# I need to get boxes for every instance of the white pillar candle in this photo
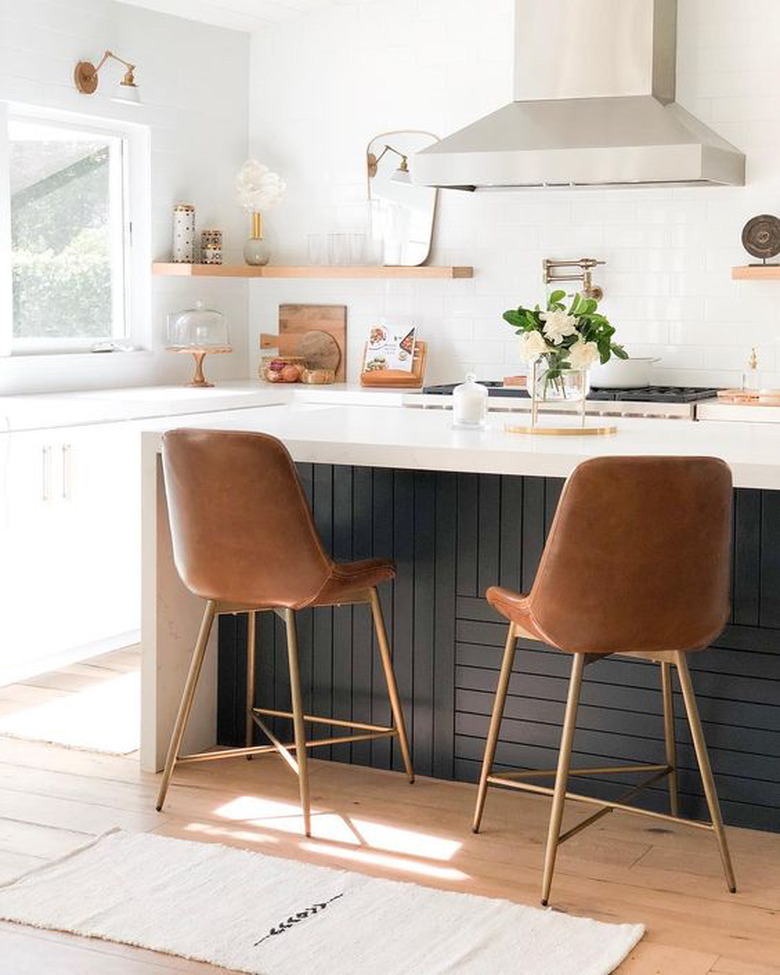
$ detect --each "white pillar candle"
[452,374,488,428]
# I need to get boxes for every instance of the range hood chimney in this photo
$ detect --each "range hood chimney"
[414,0,745,189]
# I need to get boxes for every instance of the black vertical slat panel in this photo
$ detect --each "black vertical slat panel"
[371,468,395,770]
[477,475,501,597]
[522,477,546,590]
[392,469,416,773]
[544,479,564,538]
[433,472,458,779]
[217,469,780,834]
[733,489,761,626]
[216,612,238,744]
[351,468,375,767]
[311,465,334,756]
[456,474,478,596]
[499,475,523,593]
[760,491,780,628]
[331,466,354,763]
[412,471,437,775]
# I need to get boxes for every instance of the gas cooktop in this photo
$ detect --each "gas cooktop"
[422,382,720,404]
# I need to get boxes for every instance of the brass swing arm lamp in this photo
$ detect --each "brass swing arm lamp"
[367,144,410,178]
[74,50,137,95]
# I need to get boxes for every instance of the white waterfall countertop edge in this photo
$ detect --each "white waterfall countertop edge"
[141,401,780,490]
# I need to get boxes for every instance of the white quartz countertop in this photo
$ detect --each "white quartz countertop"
[141,402,780,490]
[0,381,416,432]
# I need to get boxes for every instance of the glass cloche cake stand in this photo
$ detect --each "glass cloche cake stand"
[166,301,232,387]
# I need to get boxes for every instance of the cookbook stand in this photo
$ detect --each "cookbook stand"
[360,340,427,388]
[506,359,617,437]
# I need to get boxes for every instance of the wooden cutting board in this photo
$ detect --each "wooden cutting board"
[260,304,347,381]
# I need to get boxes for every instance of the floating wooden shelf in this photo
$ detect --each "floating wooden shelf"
[152,262,473,279]
[732,265,780,280]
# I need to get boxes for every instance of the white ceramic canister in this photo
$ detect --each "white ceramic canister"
[172,203,195,263]
[452,373,488,428]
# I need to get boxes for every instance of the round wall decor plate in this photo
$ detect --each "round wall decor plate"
[742,214,780,261]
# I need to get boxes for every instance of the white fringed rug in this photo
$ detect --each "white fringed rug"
[0,830,643,975]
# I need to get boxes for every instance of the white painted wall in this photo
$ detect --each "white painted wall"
[0,0,250,394]
[248,0,780,388]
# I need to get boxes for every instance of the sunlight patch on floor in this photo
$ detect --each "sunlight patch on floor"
[0,671,140,754]
[214,795,463,860]
[299,842,470,881]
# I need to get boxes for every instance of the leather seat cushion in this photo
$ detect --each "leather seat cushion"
[486,586,548,642]
[310,558,396,607]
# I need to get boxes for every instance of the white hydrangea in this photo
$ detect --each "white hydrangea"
[235,160,286,211]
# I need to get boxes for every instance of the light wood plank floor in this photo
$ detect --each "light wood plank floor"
[0,736,778,975]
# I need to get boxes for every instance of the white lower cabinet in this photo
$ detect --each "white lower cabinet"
[0,420,141,684]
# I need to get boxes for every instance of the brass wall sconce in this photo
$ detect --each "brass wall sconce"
[367,144,410,183]
[74,50,141,105]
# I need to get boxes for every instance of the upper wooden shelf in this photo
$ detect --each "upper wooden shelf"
[153,263,474,279]
[732,265,780,280]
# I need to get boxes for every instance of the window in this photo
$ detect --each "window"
[0,106,149,356]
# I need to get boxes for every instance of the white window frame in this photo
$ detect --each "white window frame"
[0,102,151,358]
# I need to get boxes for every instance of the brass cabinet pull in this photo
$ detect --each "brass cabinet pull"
[62,444,73,500]
[41,445,52,502]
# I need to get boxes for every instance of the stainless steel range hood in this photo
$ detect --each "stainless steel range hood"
[414,0,745,190]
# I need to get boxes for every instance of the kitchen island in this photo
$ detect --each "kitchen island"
[141,400,780,832]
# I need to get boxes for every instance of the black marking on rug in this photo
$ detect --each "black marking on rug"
[254,893,344,947]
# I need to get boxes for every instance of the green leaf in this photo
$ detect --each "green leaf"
[548,289,567,308]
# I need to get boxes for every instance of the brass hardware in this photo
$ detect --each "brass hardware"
[675,651,737,893]
[541,652,584,906]
[245,611,256,758]
[370,587,414,783]
[74,49,138,96]
[367,144,410,179]
[254,708,391,733]
[156,587,413,827]
[156,600,217,812]
[505,355,618,437]
[661,661,679,816]
[473,628,738,905]
[473,622,517,833]
[543,257,605,300]
[285,608,312,837]
[506,424,618,436]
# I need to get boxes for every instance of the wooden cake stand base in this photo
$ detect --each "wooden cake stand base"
[167,346,232,388]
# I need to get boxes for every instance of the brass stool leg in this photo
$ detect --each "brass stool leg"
[472,622,518,833]
[285,608,311,837]
[541,652,585,906]
[156,600,217,812]
[369,587,414,784]
[660,661,679,817]
[245,611,257,759]
[675,652,736,893]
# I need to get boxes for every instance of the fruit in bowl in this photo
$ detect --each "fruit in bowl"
[260,355,306,383]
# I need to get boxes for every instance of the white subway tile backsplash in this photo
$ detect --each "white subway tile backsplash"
[247,0,780,386]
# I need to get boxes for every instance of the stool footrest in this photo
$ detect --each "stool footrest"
[487,764,715,839]
[177,728,397,766]
[253,707,393,734]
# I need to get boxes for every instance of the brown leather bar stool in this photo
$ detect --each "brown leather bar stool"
[155,429,414,834]
[472,456,736,906]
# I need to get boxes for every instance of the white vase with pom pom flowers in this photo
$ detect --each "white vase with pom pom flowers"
[235,160,286,267]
